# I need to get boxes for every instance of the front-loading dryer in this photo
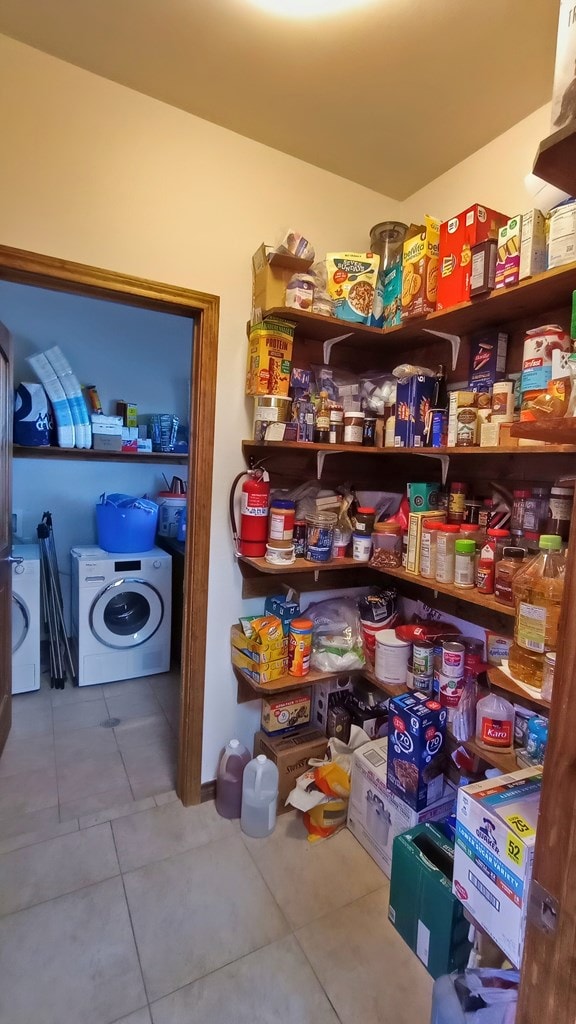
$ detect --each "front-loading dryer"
[71,546,172,686]
[12,543,41,694]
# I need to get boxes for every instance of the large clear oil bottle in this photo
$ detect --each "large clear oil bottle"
[509,535,566,688]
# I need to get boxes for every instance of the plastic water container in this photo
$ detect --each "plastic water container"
[240,754,279,838]
[215,739,251,819]
[96,499,158,552]
[157,493,187,538]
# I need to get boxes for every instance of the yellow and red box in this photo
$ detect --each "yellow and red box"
[437,205,508,310]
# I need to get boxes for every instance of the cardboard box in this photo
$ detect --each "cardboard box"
[480,422,501,448]
[136,439,152,453]
[311,677,353,733]
[447,391,479,448]
[91,415,123,435]
[345,692,388,739]
[92,434,123,452]
[453,768,542,967]
[387,692,447,811]
[251,244,313,320]
[254,728,328,813]
[408,482,441,513]
[261,692,311,735]
[437,205,508,309]
[406,510,446,575]
[245,318,294,396]
[263,595,300,637]
[401,217,440,320]
[389,823,472,978]
[383,263,403,328]
[348,738,456,877]
[551,0,576,130]
[548,200,576,269]
[394,374,436,447]
[116,401,138,427]
[231,650,288,683]
[495,217,521,288]
[519,209,547,281]
[468,330,509,391]
[230,624,288,664]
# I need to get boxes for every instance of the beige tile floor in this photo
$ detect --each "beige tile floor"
[0,670,179,835]
[0,793,433,1024]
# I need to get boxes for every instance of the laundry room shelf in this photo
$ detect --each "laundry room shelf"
[13,444,188,465]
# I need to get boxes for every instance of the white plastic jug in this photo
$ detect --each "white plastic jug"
[240,754,279,838]
[215,739,251,819]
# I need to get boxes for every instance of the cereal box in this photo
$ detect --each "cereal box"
[519,209,547,281]
[246,317,294,396]
[386,692,447,811]
[261,692,311,735]
[383,263,403,328]
[325,252,379,324]
[401,217,440,320]
[437,205,508,309]
[495,217,522,289]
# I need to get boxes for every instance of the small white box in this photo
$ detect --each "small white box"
[347,738,455,878]
[91,415,123,436]
[548,201,576,269]
[137,439,153,453]
[121,427,138,441]
[519,209,547,281]
[453,767,541,968]
[311,677,352,733]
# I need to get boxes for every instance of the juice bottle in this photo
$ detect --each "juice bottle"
[508,534,566,688]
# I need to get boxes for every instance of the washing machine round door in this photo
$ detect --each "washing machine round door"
[12,594,29,654]
[89,578,164,649]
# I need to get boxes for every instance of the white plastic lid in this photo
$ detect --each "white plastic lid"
[256,754,267,764]
[229,739,239,749]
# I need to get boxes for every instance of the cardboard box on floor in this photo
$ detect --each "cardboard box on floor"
[254,728,328,813]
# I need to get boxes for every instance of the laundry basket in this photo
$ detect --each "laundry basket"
[96,494,159,552]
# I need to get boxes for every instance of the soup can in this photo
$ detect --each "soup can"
[288,618,313,677]
[442,641,465,678]
[412,640,434,677]
[412,671,434,696]
[437,671,465,709]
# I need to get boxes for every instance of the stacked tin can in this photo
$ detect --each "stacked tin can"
[406,640,435,696]
[433,637,484,722]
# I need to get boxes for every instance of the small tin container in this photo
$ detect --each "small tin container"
[412,640,434,677]
[288,618,313,677]
[441,640,465,678]
[412,672,434,696]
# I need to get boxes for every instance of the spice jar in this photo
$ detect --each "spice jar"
[454,539,476,589]
[306,512,337,563]
[369,522,402,569]
[523,487,550,534]
[463,500,482,525]
[545,485,574,542]
[343,410,364,445]
[486,527,511,563]
[354,507,376,535]
[293,520,307,557]
[435,524,461,584]
[420,520,444,579]
[511,489,531,533]
[494,546,525,606]
[363,415,376,447]
[448,482,467,525]
[478,498,494,530]
[268,499,295,548]
[476,555,494,594]
[329,404,344,445]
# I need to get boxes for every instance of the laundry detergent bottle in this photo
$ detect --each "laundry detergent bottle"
[215,739,251,819]
[240,755,279,838]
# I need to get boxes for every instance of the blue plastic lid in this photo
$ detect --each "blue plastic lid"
[271,499,295,510]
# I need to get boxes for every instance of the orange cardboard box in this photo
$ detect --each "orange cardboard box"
[401,216,440,320]
[437,205,508,310]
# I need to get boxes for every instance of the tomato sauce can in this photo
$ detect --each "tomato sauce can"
[288,618,313,677]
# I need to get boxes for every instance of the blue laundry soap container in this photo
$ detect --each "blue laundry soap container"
[96,494,159,552]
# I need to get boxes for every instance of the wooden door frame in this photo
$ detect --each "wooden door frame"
[0,244,219,806]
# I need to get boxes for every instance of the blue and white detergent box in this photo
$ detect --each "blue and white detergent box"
[386,692,447,811]
[452,768,541,968]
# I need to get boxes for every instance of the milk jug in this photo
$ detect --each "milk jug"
[215,739,250,819]
[240,754,279,838]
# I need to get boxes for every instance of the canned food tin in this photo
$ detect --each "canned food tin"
[412,641,434,677]
[288,618,313,677]
[412,672,434,696]
[437,670,465,708]
[441,641,465,678]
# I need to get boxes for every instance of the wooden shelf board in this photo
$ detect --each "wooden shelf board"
[234,661,405,700]
[376,565,516,618]
[264,262,576,347]
[533,124,576,197]
[450,731,519,774]
[487,667,550,712]
[358,667,410,698]
[510,419,576,446]
[13,444,188,464]
[243,440,576,457]
[238,554,358,574]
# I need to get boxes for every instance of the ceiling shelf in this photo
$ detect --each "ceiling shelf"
[13,444,188,465]
[533,123,576,197]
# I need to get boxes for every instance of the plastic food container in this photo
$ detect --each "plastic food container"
[306,512,337,562]
[352,533,372,562]
[265,542,295,565]
[374,629,411,684]
[369,524,402,569]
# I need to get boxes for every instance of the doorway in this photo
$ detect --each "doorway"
[0,244,219,812]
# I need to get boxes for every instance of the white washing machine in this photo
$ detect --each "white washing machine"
[71,546,172,686]
[12,543,41,694]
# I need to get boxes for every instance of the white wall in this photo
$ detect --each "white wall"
[0,34,404,780]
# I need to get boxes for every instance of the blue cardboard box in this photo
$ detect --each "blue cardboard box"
[387,692,447,810]
[394,374,435,448]
[264,595,300,637]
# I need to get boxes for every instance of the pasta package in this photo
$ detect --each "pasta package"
[325,253,379,324]
[401,216,440,321]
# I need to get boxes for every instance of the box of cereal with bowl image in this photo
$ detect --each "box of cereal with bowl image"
[325,253,379,324]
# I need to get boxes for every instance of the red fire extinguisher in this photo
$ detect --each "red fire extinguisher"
[229,468,270,557]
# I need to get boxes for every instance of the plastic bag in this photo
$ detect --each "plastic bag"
[393,363,435,381]
[275,229,315,262]
[312,364,360,402]
[305,596,365,672]
[359,372,397,415]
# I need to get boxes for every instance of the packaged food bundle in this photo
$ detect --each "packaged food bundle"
[246,317,295,396]
[401,216,440,320]
[324,253,379,324]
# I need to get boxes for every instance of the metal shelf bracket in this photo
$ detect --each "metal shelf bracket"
[316,449,340,479]
[422,329,461,371]
[323,332,354,365]
[414,451,451,485]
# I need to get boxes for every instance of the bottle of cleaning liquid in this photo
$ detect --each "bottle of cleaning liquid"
[240,754,279,838]
[215,739,251,819]
[475,692,515,753]
[508,534,566,688]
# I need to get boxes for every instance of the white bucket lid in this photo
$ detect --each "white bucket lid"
[375,629,410,649]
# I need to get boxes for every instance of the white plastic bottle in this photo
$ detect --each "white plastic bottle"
[475,692,514,753]
[240,754,279,838]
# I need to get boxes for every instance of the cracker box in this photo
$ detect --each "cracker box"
[387,692,447,811]
[406,510,446,575]
[394,374,436,448]
[383,263,403,328]
[254,728,328,813]
[519,209,547,281]
[231,650,288,683]
[495,217,521,289]
[453,768,542,967]
[548,200,576,269]
[401,217,440,320]
[437,205,508,310]
[261,692,311,735]
[551,0,576,131]
[246,317,294,396]
[347,737,456,877]
[468,329,509,390]
[230,624,288,665]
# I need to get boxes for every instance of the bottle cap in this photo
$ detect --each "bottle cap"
[502,547,524,559]
[539,535,563,550]
[229,739,239,748]
[455,539,475,553]
[256,754,267,764]
[270,499,295,510]
[357,507,376,514]
[487,528,510,538]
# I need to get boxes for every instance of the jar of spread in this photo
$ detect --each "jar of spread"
[268,499,295,548]
[329,404,344,445]
[354,507,376,535]
[344,410,364,445]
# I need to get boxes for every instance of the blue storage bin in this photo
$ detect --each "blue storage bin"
[96,498,158,552]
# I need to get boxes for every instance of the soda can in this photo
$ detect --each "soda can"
[442,641,465,678]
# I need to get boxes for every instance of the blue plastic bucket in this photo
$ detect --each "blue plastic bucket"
[96,501,159,553]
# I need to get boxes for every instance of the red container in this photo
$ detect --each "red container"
[437,205,508,310]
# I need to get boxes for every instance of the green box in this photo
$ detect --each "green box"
[388,823,471,979]
[408,482,440,513]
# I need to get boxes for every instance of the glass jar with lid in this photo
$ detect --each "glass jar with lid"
[354,507,376,534]
[435,524,461,584]
[420,520,444,579]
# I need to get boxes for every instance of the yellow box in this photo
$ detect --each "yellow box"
[230,624,288,665]
[406,510,446,575]
[261,692,311,734]
[246,318,294,396]
[401,216,440,320]
[251,244,314,321]
[232,649,289,682]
